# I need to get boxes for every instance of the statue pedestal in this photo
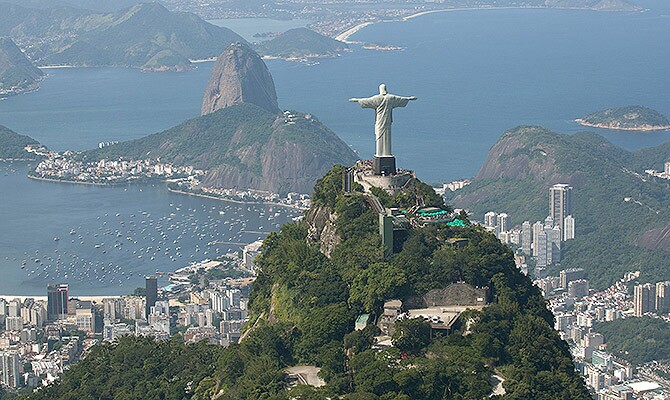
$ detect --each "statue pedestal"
[373,156,396,176]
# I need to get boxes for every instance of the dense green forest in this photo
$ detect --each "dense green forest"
[0,125,40,159]
[595,317,670,365]
[21,166,589,399]
[448,126,670,288]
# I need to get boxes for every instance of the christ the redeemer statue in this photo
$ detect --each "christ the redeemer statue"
[349,83,417,158]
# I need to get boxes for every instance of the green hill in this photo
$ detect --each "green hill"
[0,125,41,159]
[595,318,670,365]
[20,165,590,400]
[84,103,358,194]
[254,28,348,59]
[447,126,670,288]
[0,2,247,71]
[0,36,43,95]
[577,106,670,131]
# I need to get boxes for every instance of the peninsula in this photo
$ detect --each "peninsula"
[576,106,670,131]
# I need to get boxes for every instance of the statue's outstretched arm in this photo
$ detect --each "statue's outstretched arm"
[349,98,361,102]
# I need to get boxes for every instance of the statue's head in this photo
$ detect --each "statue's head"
[379,83,387,95]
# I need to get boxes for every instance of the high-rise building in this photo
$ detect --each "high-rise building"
[0,351,20,388]
[532,221,544,256]
[496,213,509,234]
[563,215,575,241]
[75,301,95,333]
[550,184,573,238]
[547,226,562,264]
[634,283,656,317]
[521,221,531,255]
[560,268,585,289]
[47,283,68,321]
[656,281,670,312]
[484,212,497,228]
[145,276,158,319]
[544,216,554,229]
[536,231,548,267]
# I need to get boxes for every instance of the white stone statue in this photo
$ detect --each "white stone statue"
[349,83,417,157]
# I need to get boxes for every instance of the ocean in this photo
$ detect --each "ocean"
[0,6,668,294]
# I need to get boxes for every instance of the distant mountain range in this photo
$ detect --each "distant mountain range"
[446,126,670,288]
[0,36,44,96]
[0,0,143,12]
[254,28,348,59]
[0,2,246,71]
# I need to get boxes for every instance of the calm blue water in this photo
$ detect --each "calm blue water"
[0,161,299,296]
[0,7,669,294]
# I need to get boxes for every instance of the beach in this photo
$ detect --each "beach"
[335,6,542,43]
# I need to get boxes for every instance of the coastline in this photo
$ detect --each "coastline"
[27,173,307,209]
[27,174,130,186]
[334,6,541,43]
[575,119,670,132]
[167,187,307,210]
[333,4,639,43]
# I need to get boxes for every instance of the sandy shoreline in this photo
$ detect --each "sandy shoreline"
[335,6,540,43]
[575,119,670,132]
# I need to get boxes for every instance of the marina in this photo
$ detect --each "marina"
[0,161,300,296]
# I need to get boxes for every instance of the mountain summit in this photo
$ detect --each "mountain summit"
[201,43,280,115]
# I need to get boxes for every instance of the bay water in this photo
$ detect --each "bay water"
[0,6,668,294]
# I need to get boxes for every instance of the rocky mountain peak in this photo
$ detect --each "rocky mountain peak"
[201,43,280,115]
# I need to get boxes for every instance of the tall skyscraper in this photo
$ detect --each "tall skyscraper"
[532,221,543,256]
[634,283,656,317]
[656,281,670,312]
[497,213,509,234]
[521,221,531,255]
[550,184,573,238]
[145,276,158,319]
[484,212,497,228]
[47,283,68,321]
[547,226,562,264]
[564,215,575,241]
[0,351,20,388]
[536,231,548,267]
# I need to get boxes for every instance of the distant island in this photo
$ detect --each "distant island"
[254,28,348,60]
[576,106,670,131]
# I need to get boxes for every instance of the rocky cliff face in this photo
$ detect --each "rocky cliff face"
[305,205,341,258]
[201,43,280,115]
